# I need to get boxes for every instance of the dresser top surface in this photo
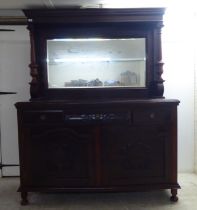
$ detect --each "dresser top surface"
[15,99,180,109]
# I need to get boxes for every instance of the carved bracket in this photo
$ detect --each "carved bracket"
[154,61,165,97]
[27,23,40,99]
[150,22,165,98]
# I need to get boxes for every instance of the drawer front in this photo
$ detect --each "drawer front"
[133,108,171,125]
[23,110,131,125]
[22,108,170,125]
[23,110,64,124]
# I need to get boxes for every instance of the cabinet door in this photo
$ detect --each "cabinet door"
[101,125,170,186]
[22,126,94,187]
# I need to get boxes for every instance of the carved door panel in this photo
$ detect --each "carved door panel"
[23,126,94,187]
[101,125,169,186]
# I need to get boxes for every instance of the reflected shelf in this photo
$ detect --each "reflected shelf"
[48,57,146,64]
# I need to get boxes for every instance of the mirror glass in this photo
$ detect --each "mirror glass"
[47,38,146,88]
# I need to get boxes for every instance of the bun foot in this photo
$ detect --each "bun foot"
[21,192,28,205]
[170,189,178,202]
[170,195,178,202]
[21,199,29,205]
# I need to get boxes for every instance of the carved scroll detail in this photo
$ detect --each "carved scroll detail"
[150,22,165,98]
[28,23,39,99]
[155,60,165,96]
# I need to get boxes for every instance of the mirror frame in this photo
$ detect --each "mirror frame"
[23,8,165,100]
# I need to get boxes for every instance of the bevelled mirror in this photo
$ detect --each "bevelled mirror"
[47,38,146,89]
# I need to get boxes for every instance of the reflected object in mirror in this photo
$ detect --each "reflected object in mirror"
[120,71,138,86]
[87,78,103,87]
[104,80,120,86]
[65,79,88,87]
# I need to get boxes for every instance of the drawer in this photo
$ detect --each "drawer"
[23,110,64,124]
[133,108,171,124]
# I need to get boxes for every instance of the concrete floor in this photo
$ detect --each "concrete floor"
[0,173,197,210]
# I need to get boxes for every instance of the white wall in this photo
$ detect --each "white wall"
[0,25,30,176]
[194,12,197,173]
[163,6,195,172]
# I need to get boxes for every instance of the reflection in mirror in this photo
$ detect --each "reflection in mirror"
[47,38,146,88]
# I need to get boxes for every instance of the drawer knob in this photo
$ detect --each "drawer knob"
[40,114,46,120]
[150,113,155,119]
